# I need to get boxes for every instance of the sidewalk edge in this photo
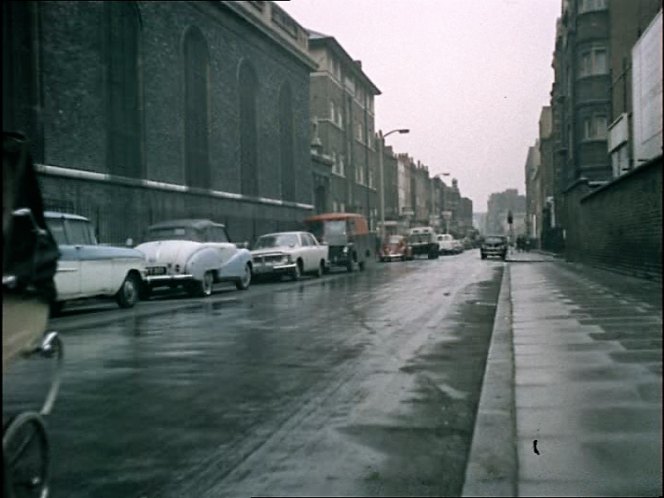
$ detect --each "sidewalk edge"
[461,265,517,497]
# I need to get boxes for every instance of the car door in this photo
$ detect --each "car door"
[300,233,315,272]
[305,233,323,270]
[68,218,114,296]
[46,216,81,299]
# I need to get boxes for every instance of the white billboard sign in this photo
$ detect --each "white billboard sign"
[632,10,662,164]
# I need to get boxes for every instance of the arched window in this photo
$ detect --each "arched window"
[106,2,142,178]
[279,83,295,201]
[238,61,258,196]
[183,26,210,188]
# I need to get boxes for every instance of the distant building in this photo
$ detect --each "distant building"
[397,153,415,228]
[486,189,526,237]
[458,197,474,237]
[525,142,542,244]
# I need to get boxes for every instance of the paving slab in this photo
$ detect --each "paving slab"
[463,260,662,497]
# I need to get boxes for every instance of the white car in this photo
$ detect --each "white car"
[437,233,461,255]
[44,212,147,312]
[135,219,252,297]
[251,231,328,280]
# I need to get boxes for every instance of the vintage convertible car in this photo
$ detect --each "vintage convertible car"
[135,219,252,297]
[44,211,147,312]
[251,231,328,281]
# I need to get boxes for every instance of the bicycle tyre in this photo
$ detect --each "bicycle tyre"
[3,411,50,498]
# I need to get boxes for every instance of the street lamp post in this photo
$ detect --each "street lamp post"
[379,128,409,241]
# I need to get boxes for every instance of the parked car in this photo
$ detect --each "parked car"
[135,219,252,297]
[251,231,328,281]
[304,213,375,272]
[379,235,412,262]
[407,226,439,259]
[436,233,455,255]
[480,235,508,260]
[452,238,465,254]
[44,211,147,312]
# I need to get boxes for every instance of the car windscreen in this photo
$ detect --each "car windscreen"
[147,226,202,242]
[485,236,506,244]
[66,219,97,245]
[388,236,402,244]
[45,218,67,245]
[306,220,346,240]
[255,234,299,249]
[408,234,430,244]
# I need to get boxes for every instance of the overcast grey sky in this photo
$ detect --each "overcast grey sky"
[280,0,561,211]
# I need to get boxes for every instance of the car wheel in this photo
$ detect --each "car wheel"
[346,259,354,272]
[358,260,366,271]
[188,271,214,297]
[314,261,324,278]
[235,264,251,290]
[481,253,487,260]
[292,261,302,281]
[116,273,140,308]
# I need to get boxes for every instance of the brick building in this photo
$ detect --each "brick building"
[550,0,661,253]
[306,30,381,227]
[3,1,317,245]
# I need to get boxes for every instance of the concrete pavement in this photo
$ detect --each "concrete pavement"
[463,252,662,497]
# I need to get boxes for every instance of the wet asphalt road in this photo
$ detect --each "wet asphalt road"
[3,250,503,497]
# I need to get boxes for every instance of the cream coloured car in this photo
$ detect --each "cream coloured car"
[135,219,253,297]
[251,231,328,281]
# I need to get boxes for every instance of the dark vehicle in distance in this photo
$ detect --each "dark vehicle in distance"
[480,235,508,260]
[379,235,412,262]
[407,226,439,259]
[304,213,374,272]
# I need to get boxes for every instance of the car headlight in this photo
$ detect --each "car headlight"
[285,254,293,263]
[342,246,349,254]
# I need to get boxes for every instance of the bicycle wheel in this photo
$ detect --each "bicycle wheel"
[3,411,49,498]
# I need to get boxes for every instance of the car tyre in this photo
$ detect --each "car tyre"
[481,253,487,260]
[291,261,302,281]
[116,273,140,308]
[235,264,252,290]
[314,261,324,278]
[188,271,214,297]
[358,260,366,271]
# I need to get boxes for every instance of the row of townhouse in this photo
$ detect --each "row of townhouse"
[306,28,474,238]
[4,0,473,245]
[525,0,661,277]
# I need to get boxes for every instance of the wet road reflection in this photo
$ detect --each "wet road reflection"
[3,252,503,497]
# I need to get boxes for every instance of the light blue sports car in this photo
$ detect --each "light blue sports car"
[135,219,253,298]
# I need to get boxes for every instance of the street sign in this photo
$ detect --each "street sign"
[442,210,452,221]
